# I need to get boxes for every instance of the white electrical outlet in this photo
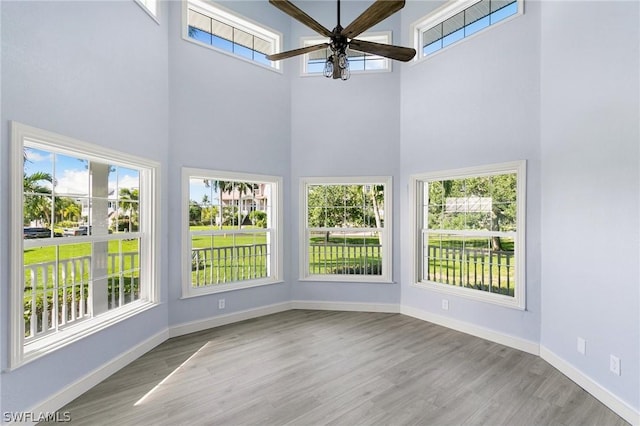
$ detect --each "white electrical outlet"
[218,299,225,310]
[610,355,621,376]
[577,337,586,355]
[441,299,449,311]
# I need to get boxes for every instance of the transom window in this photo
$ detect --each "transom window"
[184,0,281,70]
[300,177,392,283]
[302,32,391,75]
[11,122,159,369]
[412,0,522,60]
[182,168,282,297]
[412,161,526,309]
[134,0,158,21]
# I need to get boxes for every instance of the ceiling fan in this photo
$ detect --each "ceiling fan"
[266,0,416,80]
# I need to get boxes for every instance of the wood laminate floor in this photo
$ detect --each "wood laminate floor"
[57,310,628,425]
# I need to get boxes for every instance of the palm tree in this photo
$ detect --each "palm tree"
[118,188,139,232]
[204,179,234,229]
[23,171,53,226]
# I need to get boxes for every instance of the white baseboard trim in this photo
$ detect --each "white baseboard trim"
[25,329,169,425]
[401,305,540,355]
[291,300,400,313]
[168,301,293,338]
[22,303,638,426]
[540,346,640,426]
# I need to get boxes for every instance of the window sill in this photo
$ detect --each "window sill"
[181,278,284,299]
[9,300,159,372]
[300,276,395,284]
[411,281,525,310]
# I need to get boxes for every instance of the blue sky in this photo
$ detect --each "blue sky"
[24,147,139,197]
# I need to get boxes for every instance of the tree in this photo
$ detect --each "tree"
[58,198,81,223]
[307,184,379,243]
[428,174,516,251]
[189,201,202,224]
[23,171,53,226]
[118,188,139,232]
[203,180,254,229]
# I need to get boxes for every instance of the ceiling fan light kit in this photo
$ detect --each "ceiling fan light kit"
[266,0,416,80]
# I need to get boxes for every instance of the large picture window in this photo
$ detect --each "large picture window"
[300,177,392,282]
[10,122,159,369]
[412,161,525,309]
[182,168,282,297]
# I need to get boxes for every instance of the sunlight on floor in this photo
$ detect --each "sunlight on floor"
[134,342,210,406]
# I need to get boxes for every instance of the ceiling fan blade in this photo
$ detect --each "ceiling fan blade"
[266,43,329,61]
[269,0,333,38]
[342,0,405,39]
[349,39,416,62]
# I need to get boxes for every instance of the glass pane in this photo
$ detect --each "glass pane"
[188,9,211,33]
[365,58,386,70]
[54,154,89,197]
[308,230,382,276]
[211,18,233,41]
[424,234,515,296]
[490,1,518,23]
[56,196,84,235]
[117,167,140,194]
[493,201,516,232]
[233,28,253,50]
[422,24,443,48]
[489,173,517,202]
[212,34,233,52]
[254,37,271,55]
[58,242,92,324]
[189,27,212,44]
[191,231,269,286]
[465,0,491,26]
[465,16,490,37]
[24,194,53,231]
[443,11,465,37]
[107,238,141,310]
[234,43,253,60]
[424,41,442,56]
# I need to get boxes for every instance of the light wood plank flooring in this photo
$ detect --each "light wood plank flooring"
[57,310,628,425]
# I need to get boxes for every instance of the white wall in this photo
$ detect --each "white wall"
[290,1,403,305]
[166,1,293,327]
[399,0,542,343]
[0,0,170,413]
[540,0,640,412]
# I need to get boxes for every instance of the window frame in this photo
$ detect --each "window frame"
[411,161,526,310]
[134,0,159,23]
[299,176,393,283]
[410,0,524,63]
[300,31,393,76]
[181,168,283,298]
[182,0,283,72]
[9,122,160,370]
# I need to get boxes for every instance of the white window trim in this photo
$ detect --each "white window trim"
[181,168,284,298]
[9,122,161,371]
[134,0,160,24]
[410,0,524,63]
[410,161,526,310]
[300,31,393,77]
[299,176,393,283]
[182,0,283,73]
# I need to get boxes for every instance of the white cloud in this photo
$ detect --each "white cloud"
[55,169,89,196]
[26,151,52,163]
